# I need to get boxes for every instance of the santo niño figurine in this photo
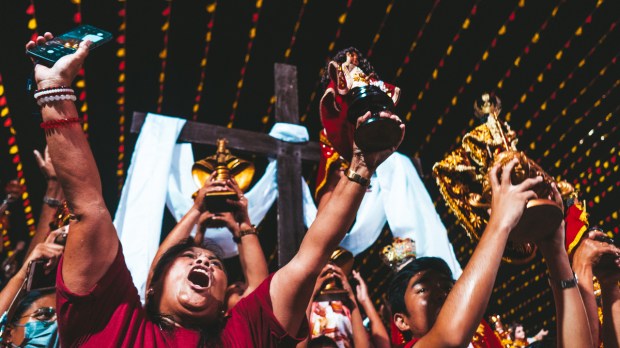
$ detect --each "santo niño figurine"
[319,47,401,157]
[316,47,401,200]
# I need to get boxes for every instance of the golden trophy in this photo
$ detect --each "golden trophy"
[192,139,255,212]
[314,247,355,302]
[433,93,563,263]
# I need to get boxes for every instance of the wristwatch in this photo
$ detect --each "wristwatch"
[232,225,258,244]
[548,272,578,289]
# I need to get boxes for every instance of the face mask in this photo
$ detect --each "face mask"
[19,320,59,348]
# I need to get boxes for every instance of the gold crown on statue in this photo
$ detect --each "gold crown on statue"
[381,237,416,271]
[433,93,564,264]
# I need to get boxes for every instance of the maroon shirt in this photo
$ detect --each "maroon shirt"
[56,247,308,347]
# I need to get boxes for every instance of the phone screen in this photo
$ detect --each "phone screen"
[27,25,112,67]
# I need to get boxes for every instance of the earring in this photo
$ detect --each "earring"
[147,288,155,297]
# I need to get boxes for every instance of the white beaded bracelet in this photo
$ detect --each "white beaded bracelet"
[36,94,77,107]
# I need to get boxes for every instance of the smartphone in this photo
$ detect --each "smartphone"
[26,260,56,292]
[26,25,113,67]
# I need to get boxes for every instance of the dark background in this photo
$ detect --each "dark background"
[1,0,618,336]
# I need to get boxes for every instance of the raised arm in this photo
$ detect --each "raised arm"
[0,229,64,314]
[599,263,620,348]
[147,173,224,289]
[353,270,390,348]
[270,111,405,334]
[415,159,542,347]
[26,147,65,257]
[572,230,620,346]
[27,34,117,294]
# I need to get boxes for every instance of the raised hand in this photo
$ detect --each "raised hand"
[351,111,405,172]
[352,270,369,304]
[34,146,57,181]
[488,158,542,233]
[26,32,91,89]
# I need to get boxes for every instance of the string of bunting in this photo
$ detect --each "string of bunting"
[261,0,308,127]
[597,205,619,234]
[438,2,604,158]
[0,75,37,240]
[366,0,397,58]
[25,0,39,41]
[496,1,566,92]
[506,8,613,126]
[192,1,218,121]
[300,0,354,123]
[539,78,620,165]
[69,0,90,134]
[415,0,526,155]
[227,0,263,128]
[404,0,481,122]
[393,0,441,83]
[156,0,173,113]
[573,139,620,208]
[556,103,619,176]
[1,213,10,255]
[115,0,128,192]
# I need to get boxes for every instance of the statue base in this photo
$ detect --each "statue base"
[347,85,401,152]
[204,190,238,213]
[510,199,564,243]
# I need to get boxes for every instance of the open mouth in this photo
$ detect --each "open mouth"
[188,267,212,289]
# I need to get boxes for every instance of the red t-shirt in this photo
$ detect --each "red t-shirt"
[56,247,308,347]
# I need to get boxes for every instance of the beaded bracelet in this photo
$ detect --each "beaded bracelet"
[40,118,83,130]
[34,86,76,107]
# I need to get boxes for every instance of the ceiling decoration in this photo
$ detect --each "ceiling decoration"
[0,0,618,332]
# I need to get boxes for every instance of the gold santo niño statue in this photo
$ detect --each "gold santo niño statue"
[433,93,563,264]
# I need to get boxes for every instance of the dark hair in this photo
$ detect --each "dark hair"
[13,289,55,322]
[387,257,453,315]
[510,322,523,341]
[308,335,339,348]
[146,237,226,347]
[321,47,379,89]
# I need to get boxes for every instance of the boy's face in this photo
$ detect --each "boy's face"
[394,269,454,338]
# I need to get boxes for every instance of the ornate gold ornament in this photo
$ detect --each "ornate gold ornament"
[192,138,255,212]
[433,93,563,264]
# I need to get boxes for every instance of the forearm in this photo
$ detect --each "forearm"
[573,263,600,345]
[359,299,390,348]
[27,181,64,257]
[271,165,371,334]
[0,269,27,314]
[601,281,620,348]
[351,304,371,348]
[425,219,510,346]
[237,233,268,292]
[42,101,118,293]
[540,244,594,348]
[147,207,201,288]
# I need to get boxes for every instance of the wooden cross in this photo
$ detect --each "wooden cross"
[131,63,320,267]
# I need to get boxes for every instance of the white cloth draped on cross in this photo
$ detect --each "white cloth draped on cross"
[114,113,462,303]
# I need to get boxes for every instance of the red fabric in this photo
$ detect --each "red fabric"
[56,246,308,347]
[402,320,502,348]
[319,82,354,161]
[564,203,587,254]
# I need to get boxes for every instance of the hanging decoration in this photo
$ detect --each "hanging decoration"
[192,1,218,121]
[405,0,483,124]
[227,0,263,128]
[300,0,354,123]
[366,0,397,58]
[25,0,39,41]
[115,0,128,192]
[156,0,173,113]
[393,0,441,82]
[262,0,308,127]
[416,0,525,157]
[69,0,90,134]
[0,75,37,240]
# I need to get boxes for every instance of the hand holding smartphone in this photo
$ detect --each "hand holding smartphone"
[26,25,113,67]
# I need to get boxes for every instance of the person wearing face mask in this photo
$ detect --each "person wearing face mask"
[27,32,404,348]
[0,228,66,348]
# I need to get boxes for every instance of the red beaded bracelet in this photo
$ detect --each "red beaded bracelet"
[40,118,83,130]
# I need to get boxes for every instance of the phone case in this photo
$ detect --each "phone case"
[26,260,56,292]
[26,25,113,67]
